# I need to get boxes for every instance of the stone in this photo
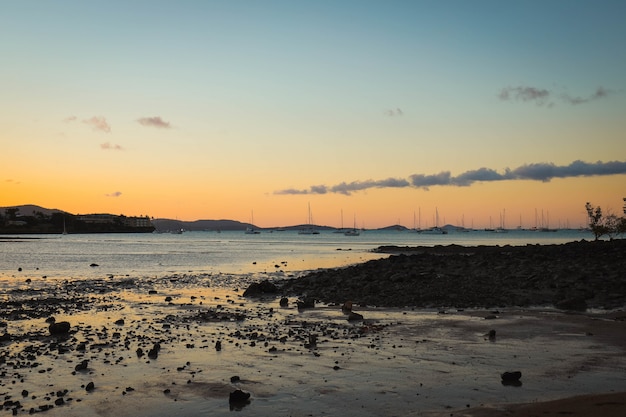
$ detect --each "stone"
[243,280,278,297]
[229,389,250,404]
[49,320,71,335]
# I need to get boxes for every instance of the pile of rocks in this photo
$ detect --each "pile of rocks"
[276,239,626,310]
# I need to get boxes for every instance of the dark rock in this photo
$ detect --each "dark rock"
[75,360,88,372]
[297,296,315,310]
[215,341,222,351]
[501,370,523,386]
[164,296,173,302]
[279,297,289,307]
[230,376,240,383]
[114,319,125,325]
[229,389,250,404]
[49,320,71,335]
[89,263,99,267]
[347,312,364,321]
[243,280,278,297]
[85,382,95,392]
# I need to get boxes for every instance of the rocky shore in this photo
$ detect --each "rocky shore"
[277,239,626,310]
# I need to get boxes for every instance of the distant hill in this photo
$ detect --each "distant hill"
[1,204,68,217]
[151,218,253,232]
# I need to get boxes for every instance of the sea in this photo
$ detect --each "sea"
[0,228,594,284]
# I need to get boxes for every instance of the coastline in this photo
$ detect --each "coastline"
[1,240,625,416]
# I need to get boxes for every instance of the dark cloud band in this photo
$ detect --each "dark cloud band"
[274,160,626,195]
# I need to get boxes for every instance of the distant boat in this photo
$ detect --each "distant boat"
[344,215,360,236]
[299,203,320,235]
[421,226,448,235]
[420,208,447,234]
[245,210,261,234]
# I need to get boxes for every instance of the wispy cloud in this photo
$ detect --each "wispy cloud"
[63,116,77,123]
[105,191,122,197]
[499,86,614,106]
[384,108,404,117]
[137,116,171,129]
[83,116,111,133]
[100,142,123,151]
[275,160,626,195]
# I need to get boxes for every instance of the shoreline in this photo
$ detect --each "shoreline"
[1,240,625,416]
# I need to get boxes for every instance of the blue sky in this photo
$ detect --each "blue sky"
[2,1,625,227]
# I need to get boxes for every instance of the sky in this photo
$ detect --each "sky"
[1,0,625,229]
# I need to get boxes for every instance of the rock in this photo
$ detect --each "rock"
[501,371,522,385]
[85,382,95,392]
[243,280,278,297]
[75,359,89,371]
[485,329,496,341]
[164,296,173,302]
[215,341,222,351]
[114,319,125,325]
[341,301,353,313]
[89,263,99,267]
[279,297,289,307]
[297,296,315,310]
[49,320,71,335]
[347,312,364,321]
[229,389,250,404]
[230,376,240,383]
[148,343,160,359]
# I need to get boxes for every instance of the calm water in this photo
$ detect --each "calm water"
[0,228,594,283]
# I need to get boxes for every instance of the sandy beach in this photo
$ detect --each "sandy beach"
[1,240,625,416]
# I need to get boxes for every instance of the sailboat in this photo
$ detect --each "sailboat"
[344,214,360,236]
[420,208,448,234]
[245,210,260,234]
[298,203,320,235]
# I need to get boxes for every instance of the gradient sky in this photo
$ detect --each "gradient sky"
[2,0,625,229]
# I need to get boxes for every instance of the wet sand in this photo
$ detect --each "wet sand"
[1,271,625,417]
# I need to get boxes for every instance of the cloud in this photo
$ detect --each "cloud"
[499,85,614,106]
[561,87,613,105]
[105,191,122,197]
[499,86,550,104]
[137,116,171,129]
[83,116,111,133]
[274,160,626,195]
[63,116,77,123]
[384,108,404,117]
[100,142,123,151]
